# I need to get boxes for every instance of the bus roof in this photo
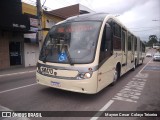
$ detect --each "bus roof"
[65,13,109,22]
[55,13,142,42]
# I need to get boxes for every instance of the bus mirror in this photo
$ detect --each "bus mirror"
[106,24,111,41]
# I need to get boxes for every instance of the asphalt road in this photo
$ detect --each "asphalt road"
[0,49,160,120]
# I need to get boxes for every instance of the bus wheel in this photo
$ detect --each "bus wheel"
[111,68,118,86]
[132,64,136,71]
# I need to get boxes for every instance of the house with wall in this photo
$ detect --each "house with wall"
[47,4,94,19]
[0,1,64,69]
[0,0,30,69]
[22,2,64,67]
[0,1,93,69]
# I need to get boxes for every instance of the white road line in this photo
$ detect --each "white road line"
[138,58,153,73]
[0,70,36,77]
[0,105,31,120]
[90,100,114,120]
[0,83,37,94]
[90,59,152,120]
[0,105,12,111]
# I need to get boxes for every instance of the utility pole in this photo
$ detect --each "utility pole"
[37,0,43,50]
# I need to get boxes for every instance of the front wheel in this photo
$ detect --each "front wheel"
[132,64,136,71]
[111,69,118,86]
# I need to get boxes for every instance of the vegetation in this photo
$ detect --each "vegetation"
[145,35,159,47]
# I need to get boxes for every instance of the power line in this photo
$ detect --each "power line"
[42,0,46,7]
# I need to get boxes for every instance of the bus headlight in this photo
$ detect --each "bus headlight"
[84,73,91,78]
[78,72,92,79]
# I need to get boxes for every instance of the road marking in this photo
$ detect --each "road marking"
[112,58,152,103]
[138,58,152,73]
[0,105,31,120]
[0,70,36,77]
[0,105,12,111]
[90,100,114,120]
[112,77,147,103]
[90,59,153,120]
[0,83,37,94]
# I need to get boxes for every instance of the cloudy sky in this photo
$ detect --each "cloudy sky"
[23,0,160,42]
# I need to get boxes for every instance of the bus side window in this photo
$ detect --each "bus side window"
[128,33,131,51]
[122,30,125,51]
[99,24,112,63]
[142,43,145,52]
[113,22,121,50]
[134,37,137,51]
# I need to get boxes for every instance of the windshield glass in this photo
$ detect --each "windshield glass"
[39,21,101,64]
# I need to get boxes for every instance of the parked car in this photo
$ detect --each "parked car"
[146,53,152,57]
[153,52,160,61]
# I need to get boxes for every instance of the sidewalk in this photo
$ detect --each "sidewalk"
[0,66,36,76]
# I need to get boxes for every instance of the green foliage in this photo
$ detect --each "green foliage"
[146,35,158,47]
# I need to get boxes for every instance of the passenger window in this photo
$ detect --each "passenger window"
[99,24,112,63]
[122,30,126,51]
[128,33,131,51]
[113,22,121,50]
[113,23,121,37]
[134,37,137,51]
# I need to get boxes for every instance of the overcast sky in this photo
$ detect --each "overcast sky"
[23,0,160,42]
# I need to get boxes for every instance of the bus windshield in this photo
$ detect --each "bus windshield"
[39,21,101,64]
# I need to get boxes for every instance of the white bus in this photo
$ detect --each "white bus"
[36,13,145,94]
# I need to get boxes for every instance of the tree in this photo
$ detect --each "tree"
[147,35,158,47]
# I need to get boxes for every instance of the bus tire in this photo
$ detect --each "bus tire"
[132,60,136,71]
[132,64,136,71]
[111,65,120,86]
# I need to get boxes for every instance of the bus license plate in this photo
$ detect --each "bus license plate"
[51,81,61,87]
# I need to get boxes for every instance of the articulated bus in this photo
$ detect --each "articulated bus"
[36,13,145,94]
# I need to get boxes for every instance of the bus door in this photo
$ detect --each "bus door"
[136,38,140,65]
[131,36,135,66]
[121,29,127,74]
[97,23,112,91]
[127,33,133,70]
[139,41,143,64]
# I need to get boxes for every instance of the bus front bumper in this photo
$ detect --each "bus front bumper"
[36,72,98,94]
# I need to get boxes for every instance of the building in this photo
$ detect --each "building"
[0,0,30,69]
[46,4,95,19]
[0,0,64,69]
[0,1,93,70]
[22,2,64,67]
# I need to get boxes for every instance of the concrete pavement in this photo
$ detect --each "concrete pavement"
[0,67,35,120]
